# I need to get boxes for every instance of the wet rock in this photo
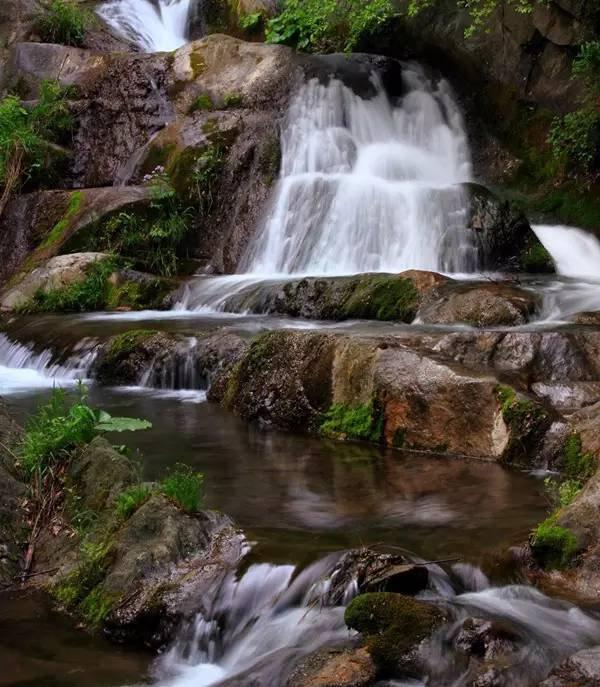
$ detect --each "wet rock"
[417,281,539,327]
[328,549,429,603]
[572,311,600,327]
[454,618,520,661]
[221,271,448,322]
[344,592,445,673]
[95,329,248,388]
[0,186,152,287]
[286,647,377,687]
[532,382,600,413]
[0,252,107,310]
[463,184,546,273]
[538,647,600,686]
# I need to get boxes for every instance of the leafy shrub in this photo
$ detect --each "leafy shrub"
[0,80,73,213]
[35,0,91,47]
[161,464,204,513]
[531,518,578,569]
[266,0,397,52]
[115,484,153,520]
[19,386,151,481]
[239,11,263,32]
[321,402,383,443]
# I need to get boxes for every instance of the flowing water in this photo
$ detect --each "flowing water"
[97,0,194,52]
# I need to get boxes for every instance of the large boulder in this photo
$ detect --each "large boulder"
[538,647,600,686]
[463,183,550,272]
[417,280,540,327]
[286,648,377,687]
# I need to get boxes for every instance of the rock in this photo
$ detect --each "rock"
[0,187,152,287]
[572,311,600,326]
[344,592,444,673]
[95,329,248,387]
[328,549,429,603]
[538,647,600,686]
[417,281,539,327]
[532,382,600,413]
[220,271,448,322]
[0,252,107,310]
[454,618,520,661]
[286,647,377,687]
[462,184,547,272]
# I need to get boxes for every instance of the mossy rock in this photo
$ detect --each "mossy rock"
[345,592,444,672]
[94,330,173,385]
[341,275,419,322]
[531,517,579,570]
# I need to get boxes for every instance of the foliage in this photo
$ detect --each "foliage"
[549,41,600,176]
[520,242,554,273]
[190,94,214,113]
[321,402,383,443]
[265,0,397,53]
[223,92,244,108]
[0,80,73,211]
[88,180,192,277]
[115,484,153,520]
[161,463,204,513]
[407,0,536,38]
[544,476,582,508]
[35,0,91,47]
[563,432,595,483]
[188,145,224,214]
[94,412,152,433]
[19,386,152,481]
[15,258,120,314]
[531,517,578,569]
[239,11,263,32]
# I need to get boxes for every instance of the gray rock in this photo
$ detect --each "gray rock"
[539,646,600,686]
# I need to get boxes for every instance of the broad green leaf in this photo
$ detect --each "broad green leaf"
[95,417,152,433]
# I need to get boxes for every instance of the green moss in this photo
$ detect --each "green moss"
[345,592,443,670]
[40,191,83,249]
[102,330,158,367]
[190,51,206,78]
[520,242,554,273]
[563,433,595,483]
[53,540,112,612]
[342,276,419,322]
[79,586,116,626]
[115,484,153,520]
[321,402,383,444]
[496,384,547,426]
[223,92,244,108]
[531,517,578,569]
[189,94,214,113]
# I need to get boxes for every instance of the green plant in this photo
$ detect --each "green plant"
[321,402,383,443]
[563,432,595,483]
[223,92,243,108]
[189,145,224,213]
[266,0,397,53]
[531,517,578,569]
[115,484,153,520]
[239,11,263,32]
[161,464,204,513]
[189,94,214,113]
[35,0,91,46]
[0,80,73,215]
[19,386,151,482]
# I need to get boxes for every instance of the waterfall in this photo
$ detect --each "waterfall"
[0,334,97,392]
[97,0,193,52]
[533,224,600,320]
[242,68,474,276]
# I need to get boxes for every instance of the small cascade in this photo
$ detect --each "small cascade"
[97,0,194,52]
[242,69,473,277]
[533,224,600,320]
[150,552,600,687]
[136,336,208,402]
[0,334,97,393]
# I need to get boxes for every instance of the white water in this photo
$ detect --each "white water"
[533,224,600,320]
[0,334,97,393]
[97,0,192,52]
[245,70,473,276]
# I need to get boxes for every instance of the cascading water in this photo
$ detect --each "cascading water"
[0,333,97,392]
[533,224,600,320]
[243,70,473,276]
[97,0,194,52]
[180,67,476,311]
[147,552,600,687]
